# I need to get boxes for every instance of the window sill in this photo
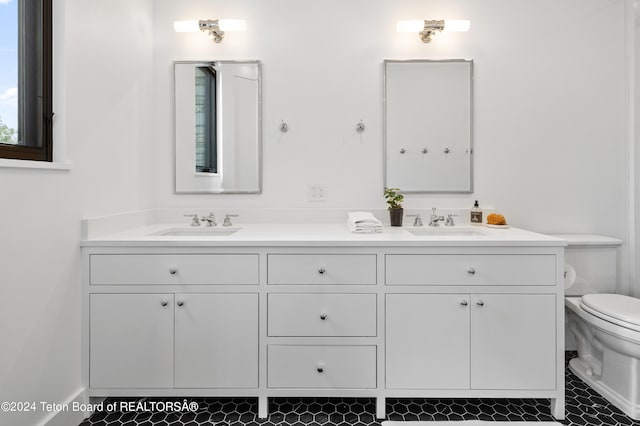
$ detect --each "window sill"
[0,158,72,171]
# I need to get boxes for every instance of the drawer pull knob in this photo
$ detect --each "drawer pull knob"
[161,300,168,307]
[476,300,484,307]
[177,300,185,307]
[316,367,324,373]
[467,267,476,275]
[320,313,328,320]
[169,267,178,275]
[318,267,326,274]
[460,300,468,306]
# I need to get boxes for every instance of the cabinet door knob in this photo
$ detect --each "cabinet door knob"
[161,299,168,307]
[177,300,185,307]
[169,267,178,275]
[320,313,328,320]
[460,300,468,306]
[476,300,484,306]
[467,267,476,275]
[318,267,326,274]
[316,366,325,373]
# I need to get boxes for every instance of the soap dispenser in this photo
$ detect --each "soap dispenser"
[470,200,483,224]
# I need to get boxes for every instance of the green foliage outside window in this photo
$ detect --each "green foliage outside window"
[0,115,17,144]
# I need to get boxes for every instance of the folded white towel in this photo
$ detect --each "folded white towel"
[351,227,383,234]
[347,211,383,233]
[348,211,383,225]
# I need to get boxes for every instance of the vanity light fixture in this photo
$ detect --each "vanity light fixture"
[173,19,246,43]
[397,19,470,43]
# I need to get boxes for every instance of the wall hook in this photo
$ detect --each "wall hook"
[356,120,365,133]
[400,148,406,154]
[422,147,428,154]
[444,147,450,154]
[279,120,288,133]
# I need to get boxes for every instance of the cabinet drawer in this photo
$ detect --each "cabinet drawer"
[267,345,376,388]
[90,254,259,285]
[267,254,376,285]
[268,294,377,337]
[385,254,556,286]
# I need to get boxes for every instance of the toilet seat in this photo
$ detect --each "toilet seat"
[580,294,640,333]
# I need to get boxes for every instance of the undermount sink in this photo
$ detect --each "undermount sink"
[404,227,486,236]
[151,227,241,236]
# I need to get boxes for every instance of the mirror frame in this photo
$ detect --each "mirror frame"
[173,60,263,194]
[383,59,473,193]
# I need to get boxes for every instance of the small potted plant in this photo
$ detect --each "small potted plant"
[384,187,404,226]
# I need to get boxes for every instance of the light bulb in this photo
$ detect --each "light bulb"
[444,20,470,32]
[397,20,424,32]
[173,20,199,32]
[218,19,246,32]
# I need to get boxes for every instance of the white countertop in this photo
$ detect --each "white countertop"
[81,222,567,247]
[549,234,623,247]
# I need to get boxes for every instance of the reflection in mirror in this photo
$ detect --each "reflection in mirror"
[384,59,473,193]
[174,61,261,193]
[195,66,217,173]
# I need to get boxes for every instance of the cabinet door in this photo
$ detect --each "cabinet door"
[471,294,556,390]
[175,293,258,388]
[90,294,174,388]
[386,294,470,389]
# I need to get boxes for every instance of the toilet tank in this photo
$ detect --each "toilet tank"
[552,234,623,296]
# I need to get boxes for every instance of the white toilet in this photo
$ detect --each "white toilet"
[557,234,640,420]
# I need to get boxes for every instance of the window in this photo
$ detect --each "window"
[0,0,53,162]
[194,66,217,173]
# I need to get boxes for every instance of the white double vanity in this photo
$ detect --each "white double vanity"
[81,215,566,420]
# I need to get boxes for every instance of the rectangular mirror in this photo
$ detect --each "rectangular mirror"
[174,61,261,193]
[384,59,473,193]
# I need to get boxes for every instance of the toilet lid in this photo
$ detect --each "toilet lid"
[581,294,640,331]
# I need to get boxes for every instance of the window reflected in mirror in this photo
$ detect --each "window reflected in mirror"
[174,61,261,194]
[195,66,217,173]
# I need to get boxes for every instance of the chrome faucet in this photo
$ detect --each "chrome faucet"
[406,214,424,227]
[184,214,201,227]
[201,212,217,227]
[429,208,445,227]
[223,214,239,227]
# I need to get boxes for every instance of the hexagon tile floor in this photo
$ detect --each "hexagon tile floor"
[79,352,639,426]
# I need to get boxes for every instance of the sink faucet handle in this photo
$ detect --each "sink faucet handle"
[223,214,239,227]
[184,214,201,227]
[406,214,423,227]
[445,213,458,227]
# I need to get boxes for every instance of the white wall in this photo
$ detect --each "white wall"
[153,0,631,292]
[0,1,154,425]
[634,0,640,299]
[0,2,631,424]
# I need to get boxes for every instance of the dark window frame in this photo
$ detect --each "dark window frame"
[0,0,53,162]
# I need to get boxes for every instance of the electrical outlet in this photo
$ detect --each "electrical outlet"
[308,184,327,201]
